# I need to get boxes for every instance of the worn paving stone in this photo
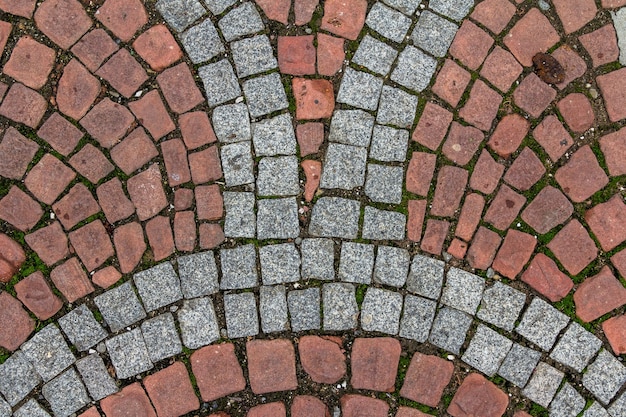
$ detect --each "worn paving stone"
[178,297,220,349]
[406,152,436,198]
[219,244,258,289]
[158,62,204,114]
[224,292,259,338]
[178,251,219,299]
[288,288,321,332]
[21,324,75,382]
[470,149,504,194]
[140,313,182,363]
[609,392,626,416]
[580,24,620,68]
[191,343,246,402]
[450,20,494,71]
[370,125,408,162]
[352,34,398,76]
[250,113,296,156]
[25,154,75,205]
[603,314,626,355]
[421,219,450,256]
[100,382,156,417]
[144,362,199,417]
[481,46,523,93]
[377,85,418,129]
[600,127,626,176]
[559,92,595,133]
[412,10,458,57]
[298,335,346,384]
[328,109,374,147]
[462,325,513,377]
[484,184,526,231]
[58,304,107,352]
[293,78,335,120]
[373,246,409,288]
[477,282,526,332]
[492,229,536,279]
[366,2,411,43]
[504,7,560,66]
[522,186,573,234]
[406,255,444,299]
[582,402,610,417]
[0,350,41,406]
[547,219,599,276]
[338,242,374,284]
[221,141,254,187]
[522,362,564,408]
[412,102,453,151]
[498,343,542,388]
[291,396,329,417]
[243,72,288,118]
[96,0,147,42]
[106,328,153,379]
[362,206,406,240]
[442,122,484,167]
[320,142,367,190]
[223,191,255,238]
[399,295,436,343]
[94,282,147,333]
[145,216,175,262]
[260,285,288,333]
[550,322,602,373]
[4,36,55,90]
[133,24,182,72]
[42,367,90,417]
[441,268,485,315]
[429,307,472,355]
[317,32,344,76]
[486,108,527,158]
[218,1,263,41]
[351,337,401,393]
[401,354,453,408]
[391,45,438,92]
[257,197,300,239]
[109,127,158,176]
[198,60,241,108]
[180,18,223,65]
[257,156,299,196]
[259,243,300,285]
[516,297,570,351]
[69,143,114,184]
[96,49,148,99]
[448,373,509,417]
[0,127,38,180]
[336,67,383,111]
[550,383,586,417]
[15,272,62,320]
[134,262,183,312]
[583,350,626,405]
[297,122,324,156]
[13,399,51,417]
[320,0,366,40]
[247,339,297,394]
[365,163,403,204]
[49,256,95,302]
[433,59,471,108]
[0,82,47,128]
[431,165,468,217]
[460,79,502,131]
[361,288,402,335]
[301,238,334,281]
[278,35,315,75]
[575,266,626,322]
[323,283,358,331]
[586,195,626,251]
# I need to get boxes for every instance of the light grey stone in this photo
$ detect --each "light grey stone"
[301,238,335,281]
[0,350,41,406]
[212,103,251,143]
[352,35,398,75]
[365,163,404,204]
[218,2,264,41]
[323,283,358,331]
[178,251,219,299]
[382,0,420,15]
[223,191,256,238]
[288,288,320,332]
[320,143,367,190]
[550,322,602,372]
[369,125,409,162]
[399,294,437,343]
[366,2,412,42]
[583,350,626,405]
[177,297,220,349]
[441,268,485,315]
[224,292,259,338]
[550,383,586,417]
[181,18,224,63]
[477,282,526,331]
[141,313,182,363]
[58,304,107,351]
[362,206,406,240]
[221,141,255,187]
[461,324,512,377]
[328,109,375,147]
[0,397,9,417]
[156,0,206,32]
[613,8,626,66]
[497,343,541,388]
[198,60,241,107]
[252,113,297,156]
[374,245,410,287]
[260,285,289,333]
[308,197,360,239]
[14,400,50,417]
[336,68,383,111]
[406,255,445,299]
[584,402,610,417]
[609,392,626,417]
[21,324,75,382]
[134,262,183,312]
[412,11,458,57]
[360,287,402,334]
[338,242,375,284]
[259,243,301,285]
[377,85,418,128]
[231,35,278,78]
[429,0,474,20]
[75,354,118,401]
[106,328,153,379]
[515,297,570,351]
[428,307,472,355]
[203,0,237,15]
[257,197,300,239]
[391,45,438,92]
[243,73,289,118]
[257,156,299,196]
[220,244,258,289]
[521,362,564,408]
[95,280,146,333]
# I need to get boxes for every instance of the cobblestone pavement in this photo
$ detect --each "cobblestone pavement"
[1,0,626,416]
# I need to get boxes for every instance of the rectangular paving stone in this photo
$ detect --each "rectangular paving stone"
[497,343,541,388]
[550,383,585,417]
[382,0,420,15]
[584,402,610,417]
[609,391,626,417]
[106,328,153,379]
[134,262,183,312]
[252,113,297,156]
[288,288,320,332]
[177,251,219,299]
[338,242,375,284]
[308,197,360,239]
[257,155,299,196]
[14,399,51,417]
[406,255,445,299]
[141,313,182,363]
[0,350,41,406]
[221,141,255,187]
[224,292,259,338]
[243,72,288,118]
[461,324,512,377]
[177,297,220,349]
[352,34,398,75]
[374,245,410,287]
[550,322,602,372]
[181,18,224,64]
[377,85,418,129]
[515,297,570,351]
[336,67,383,111]
[301,238,335,281]
[205,0,237,14]
[257,197,300,239]
[259,243,301,285]
[399,294,437,343]
[320,142,367,190]
[21,324,75,382]
[43,369,91,417]
[156,0,206,32]
[0,397,9,417]
[391,45,438,92]
[231,34,277,78]
[430,0,474,20]
[223,191,256,238]
[220,244,258,289]
[94,282,147,332]
[428,307,472,355]
[323,283,358,331]
[328,109,375,147]
[522,362,564,408]
[75,354,118,401]
[582,350,626,405]
[260,285,289,333]
[477,281,526,332]
[412,10,458,57]
[365,163,404,204]
[369,125,409,162]
[440,267,485,315]
[198,59,241,107]
[362,206,406,240]
[360,287,402,335]
[58,304,108,351]
[212,103,251,143]
[366,2,412,43]
[218,2,264,41]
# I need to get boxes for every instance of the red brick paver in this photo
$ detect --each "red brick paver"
[57,59,101,121]
[488,114,530,159]
[552,46,587,90]
[470,149,505,194]
[0,186,44,231]
[603,315,626,355]
[4,36,56,90]
[400,352,453,407]
[597,68,626,122]
[431,166,468,217]
[470,0,516,34]
[25,154,76,205]
[412,102,453,151]
[421,220,450,256]
[406,152,437,197]
[340,395,388,417]
[585,195,626,251]
[0,233,25,283]
[110,127,159,175]
[34,0,92,49]
[302,160,322,202]
[558,93,594,133]
[146,216,175,261]
[144,362,199,417]
[15,271,63,320]
[96,49,149,98]
[504,8,560,66]
[297,122,324,156]
[199,223,225,250]
[351,337,400,392]
[190,147,222,184]
[278,36,316,75]
[53,183,101,230]
[50,257,95,302]
[247,339,298,394]
[449,20,493,71]
[448,373,509,417]
[69,144,114,184]
[521,186,573,234]
[295,0,318,25]
[552,0,597,34]
[432,59,471,107]
[291,396,329,417]
[37,113,83,156]
[113,222,146,273]
[407,199,427,242]
[503,147,545,191]
[255,0,290,24]
[574,266,626,322]
[127,164,168,221]
[600,127,626,176]
[25,221,69,266]
[96,0,147,42]
[442,122,484,166]
[157,62,204,114]
[480,46,523,93]
[547,220,598,276]
[492,230,537,279]
[133,24,182,72]
[467,226,502,270]
[179,111,218,150]
[101,383,156,417]
[0,292,34,351]
[484,185,526,231]
[317,33,344,76]
[579,24,619,67]
[455,193,485,242]
[293,78,335,120]
[532,115,572,162]
[92,266,122,289]
[0,0,36,18]
[248,403,286,417]
[71,28,119,72]
[174,211,196,252]
[459,80,502,131]
[68,221,114,272]
[522,254,574,302]
[0,127,39,180]
[191,343,246,401]
[129,90,176,140]
[555,145,608,203]
[0,82,47,128]
[320,0,367,40]
[513,73,556,118]
[80,98,135,148]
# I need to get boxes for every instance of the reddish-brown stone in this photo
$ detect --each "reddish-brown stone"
[297,122,325,156]
[467,226,502,270]
[412,102,453,151]
[190,146,222,184]
[442,122,484,166]
[504,8,560,66]
[448,373,509,417]
[470,149,505,195]
[552,0,597,34]
[484,185,526,231]
[0,20,9,53]
[0,186,43,231]
[92,265,122,289]
[114,222,146,273]
[4,36,55,90]
[574,266,626,322]
[52,183,101,230]
[192,343,246,402]
[80,98,135,148]
[199,223,225,249]
[78,406,101,417]
[25,154,76,205]
[503,147,545,191]
[174,211,196,252]
[600,127,626,176]
[432,59,471,107]
[459,80,502,131]
[179,111,217,150]
[15,271,63,320]
[341,395,388,417]
[585,195,626,251]
[521,186,573,234]
[248,403,286,417]
[431,165,468,217]
[133,24,182,72]
[0,292,34,351]
[110,127,159,175]
[0,232,26,283]
[449,20,493,70]
[144,362,199,417]
[513,73,556,118]
[579,24,619,68]
[71,28,118,72]
[603,315,626,355]
[34,0,92,49]
[127,164,168,221]
[293,78,335,120]
[255,0,290,24]
[100,383,156,417]
[603,0,626,6]
[317,33,344,76]
[278,36,316,75]
[521,254,573,302]
[488,114,530,159]
[96,49,148,98]
[0,82,47,128]
[420,220,450,256]
[157,63,204,114]
[302,160,322,202]
[480,46,523,93]
[0,126,38,180]
[320,0,367,40]
[69,144,114,184]
[247,339,298,394]
[295,0,319,25]
[298,335,346,384]
[406,152,437,197]
[532,115,572,162]
[396,407,431,417]
[597,68,626,122]
[611,248,626,279]
[129,90,175,140]
[447,238,468,260]
[455,193,485,242]
[68,221,114,272]
[37,112,83,156]
[558,93,594,133]
[555,145,609,203]
[195,184,223,221]
[547,219,598,275]
[174,189,193,211]
[0,0,36,18]
[492,230,536,279]
[25,221,69,266]
[400,352,454,408]
[552,46,587,90]
[50,257,95,302]
[407,199,426,242]
[470,0,516,34]
[145,216,175,261]
[96,0,147,42]
[291,396,329,417]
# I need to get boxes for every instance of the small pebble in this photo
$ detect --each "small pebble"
[589,88,598,99]
[447,355,455,361]
[486,268,495,279]
[538,0,550,10]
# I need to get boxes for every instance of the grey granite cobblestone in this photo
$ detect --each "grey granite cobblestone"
[374,245,409,287]
[220,244,258,289]
[440,267,485,315]
[550,383,586,417]
[178,251,219,299]
[259,243,301,285]
[58,304,107,351]
[221,141,255,187]
[428,307,472,354]
[406,255,445,299]
[0,397,9,417]
[256,197,300,239]
[461,324,512,377]
[252,113,297,156]
[477,281,526,332]
[429,0,474,21]
[522,362,564,408]
[365,163,404,204]
[218,2,264,41]
[21,324,75,382]
[399,294,436,343]
[134,262,183,312]
[0,350,41,406]
[106,328,153,379]
[338,242,375,284]
[199,60,241,107]
[361,287,402,334]
[497,343,541,388]
[336,68,383,111]
[177,297,220,349]
[308,197,360,239]
[223,192,256,238]
[516,297,570,351]
[382,0,420,15]
[243,73,289,118]
[377,85,418,128]
[391,45,438,92]
[609,392,626,416]
[328,109,375,147]
[42,368,89,417]
[288,288,321,332]
[231,36,277,78]
[156,0,206,32]
[320,143,368,190]
[362,206,406,240]
[584,402,610,417]
[301,238,335,281]
[352,35,398,76]
[550,322,602,372]
[75,354,118,401]
[212,103,251,143]
[204,0,237,14]
[366,2,412,43]
[224,292,259,338]
[14,400,50,417]
[141,313,182,362]
[181,18,224,64]
[412,10,458,57]
[323,283,358,331]
[260,285,289,333]
[369,125,409,162]
[583,350,626,405]
[257,155,299,196]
